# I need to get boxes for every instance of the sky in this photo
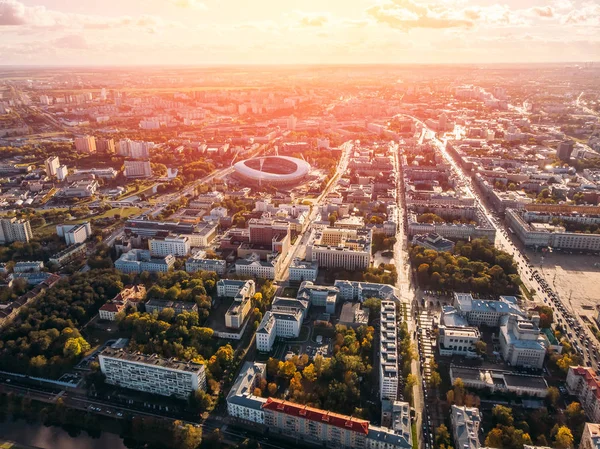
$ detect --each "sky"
[0,0,599,65]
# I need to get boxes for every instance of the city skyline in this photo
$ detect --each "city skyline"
[1,0,599,65]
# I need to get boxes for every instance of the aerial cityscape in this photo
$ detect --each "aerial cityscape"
[1,2,600,449]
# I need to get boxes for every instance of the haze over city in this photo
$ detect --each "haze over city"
[0,1,600,449]
[1,0,600,65]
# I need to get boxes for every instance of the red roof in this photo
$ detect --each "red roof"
[262,398,369,435]
[571,366,600,400]
[100,302,124,313]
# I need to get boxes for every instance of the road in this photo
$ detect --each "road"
[274,140,354,282]
[577,92,600,117]
[426,124,599,370]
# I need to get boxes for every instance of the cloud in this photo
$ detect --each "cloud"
[528,6,555,18]
[299,15,329,27]
[0,0,27,25]
[367,0,474,31]
[169,0,207,10]
[562,2,600,26]
[0,0,180,33]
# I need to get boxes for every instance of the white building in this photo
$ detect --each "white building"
[289,258,318,283]
[185,255,226,275]
[56,222,92,245]
[74,135,96,153]
[227,361,267,424]
[99,347,206,398]
[0,218,32,243]
[566,366,600,423]
[256,311,277,352]
[217,279,256,299]
[45,156,60,177]
[255,300,304,352]
[124,160,153,178]
[14,261,44,273]
[297,281,338,314]
[380,301,399,400]
[307,228,372,270]
[56,165,68,181]
[450,406,481,449]
[438,326,481,357]
[235,253,280,280]
[499,314,546,369]
[114,249,175,274]
[334,280,401,303]
[149,235,190,257]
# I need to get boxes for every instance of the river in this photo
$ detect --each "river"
[0,420,127,449]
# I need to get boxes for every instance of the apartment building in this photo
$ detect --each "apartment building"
[56,165,68,181]
[450,406,481,449]
[307,227,372,270]
[74,135,96,153]
[96,138,115,154]
[118,139,154,159]
[114,249,175,274]
[566,366,600,423]
[264,398,370,449]
[380,301,399,400]
[580,423,600,449]
[56,222,92,245]
[99,347,206,398]
[145,299,198,316]
[263,398,411,449]
[149,235,191,257]
[49,243,87,266]
[227,362,267,424]
[124,160,153,178]
[185,255,226,275]
[45,156,60,177]
[0,218,32,243]
[289,258,319,283]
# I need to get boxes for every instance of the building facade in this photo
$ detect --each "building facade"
[149,235,191,257]
[99,347,206,398]
[380,301,399,400]
[0,218,32,243]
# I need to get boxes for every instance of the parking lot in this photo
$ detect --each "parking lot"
[527,250,600,322]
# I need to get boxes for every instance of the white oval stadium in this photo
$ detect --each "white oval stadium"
[233,156,311,186]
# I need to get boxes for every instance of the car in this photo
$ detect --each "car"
[117,412,123,417]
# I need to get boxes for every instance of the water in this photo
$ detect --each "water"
[0,420,127,449]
